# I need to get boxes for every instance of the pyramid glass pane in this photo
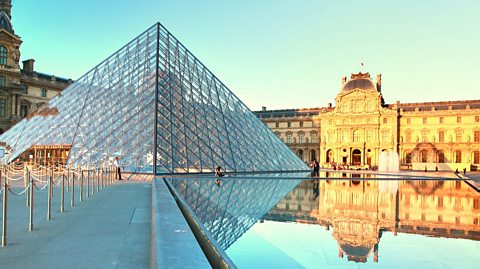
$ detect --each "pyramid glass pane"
[0,23,307,174]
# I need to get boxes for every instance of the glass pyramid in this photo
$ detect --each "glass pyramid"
[0,23,307,174]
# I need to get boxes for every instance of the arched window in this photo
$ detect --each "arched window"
[420,150,428,163]
[0,46,6,65]
[310,150,316,162]
[438,151,445,163]
[454,150,462,163]
[353,129,361,142]
[297,149,304,161]
[405,151,412,164]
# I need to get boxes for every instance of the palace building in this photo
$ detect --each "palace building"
[0,0,72,134]
[255,72,480,171]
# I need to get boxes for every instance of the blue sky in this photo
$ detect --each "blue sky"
[11,0,480,110]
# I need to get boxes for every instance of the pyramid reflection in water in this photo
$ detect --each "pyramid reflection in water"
[0,23,307,174]
[169,174,305,249]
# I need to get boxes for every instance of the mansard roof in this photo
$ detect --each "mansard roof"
[0,11,12,33]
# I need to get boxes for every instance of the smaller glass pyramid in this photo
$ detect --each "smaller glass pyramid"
[0,23,307,174]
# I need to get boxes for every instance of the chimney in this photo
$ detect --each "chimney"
[261,106,266,112]
[341,76,347,86]
[22,59,35,74]
[376,74,382,92]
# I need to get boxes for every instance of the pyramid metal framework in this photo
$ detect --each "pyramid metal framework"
[0,23,307,174]
[169,175,302,249]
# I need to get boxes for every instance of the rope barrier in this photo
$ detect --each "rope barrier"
[1,162,116,247]
[8,186,29,196]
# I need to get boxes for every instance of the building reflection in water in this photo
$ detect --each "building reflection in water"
[264,175,480,264]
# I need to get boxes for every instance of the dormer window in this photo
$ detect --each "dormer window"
[0,45,7,65]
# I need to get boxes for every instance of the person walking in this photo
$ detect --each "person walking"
[312,159,320,177]
[114,156,122,180]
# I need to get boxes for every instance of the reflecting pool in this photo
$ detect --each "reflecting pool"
[170,174,480,268]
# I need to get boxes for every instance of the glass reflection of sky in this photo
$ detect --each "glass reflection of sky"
[227,179,480,269]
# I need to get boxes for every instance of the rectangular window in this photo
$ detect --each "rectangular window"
[366,130,372,142]
[439,117,444,123]
[382,131,388,142]
[0,76,5,87]
[474,198,479,210]
[327,132,333,143]
[342,130,348,143]
[407,118,411,124]
[474,131,480,143]
[299,133,304,143]
[41,88,47,98]
[438,130,444,143]
[383,118,387,124]
[406,131,411,143]
[275,122,279,128]
[474,151,480,164]
[21,84,28,94]
[476,116,479,123]
[286,133,292,143]
[0,98,5,117]
[311,133,317,143]
[437,197,443,208]
[20,105,28,118]
[422,131,428,142]
[457,116,461,123]
[299,122,303,127]
[456,131,462,142]
[423,117,427,124]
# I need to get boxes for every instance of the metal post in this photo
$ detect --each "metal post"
[28,172,34,231]
[87,169,90,198]
[25,166,29,207]
[96,168,99,193]
[60,172,65,213]
[2,169,7,246]
[91,168,94,196]
[47,174,51,221]
[70,171,75,207]
[66,167,70,192]
[79,168,83,202]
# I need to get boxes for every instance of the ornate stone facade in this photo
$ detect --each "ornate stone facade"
[255,72,480,171]
[255,107,321,164]
[0,0,72,134]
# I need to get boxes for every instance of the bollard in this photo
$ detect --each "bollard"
[79,168,83,202]
[87,170,90,198]
[60,172,65,213]
[71,171,75,207]
[96,168,99,193]
[66,167,70,192]
[2,169,7,246]
[47,175,52,221]
[28,172,34,231]
[91,169,94,196]
[25,166,29,207]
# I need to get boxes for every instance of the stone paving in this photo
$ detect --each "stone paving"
[0,181,151,269]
